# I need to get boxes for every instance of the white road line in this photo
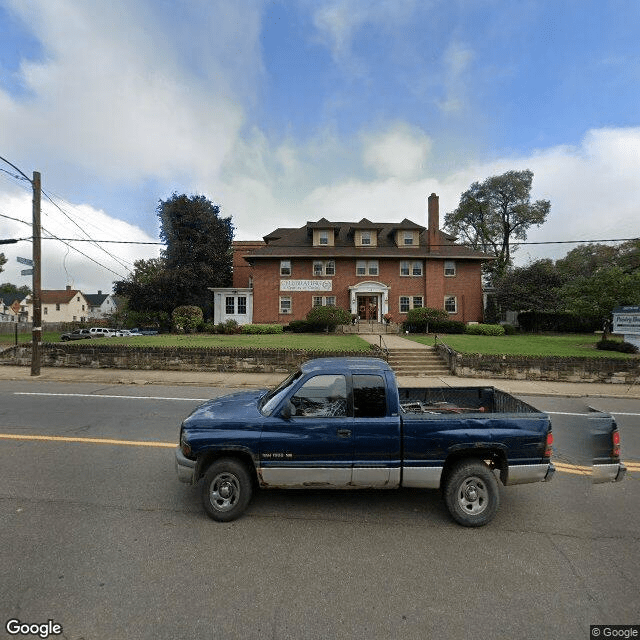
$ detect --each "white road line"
[545,410,640,417]
[13,392,208,402]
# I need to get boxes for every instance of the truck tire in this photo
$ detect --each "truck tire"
[444,460,500,527]
[201,458,253,522]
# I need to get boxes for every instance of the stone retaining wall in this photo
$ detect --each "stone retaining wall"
[435,343,640,384]
[0,343,377,373]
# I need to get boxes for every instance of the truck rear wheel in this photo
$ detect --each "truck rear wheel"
[444,460,500,527]
[201,458,253,522]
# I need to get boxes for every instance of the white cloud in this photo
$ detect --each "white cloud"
[0,0,252,186]
[362,123,433,180]
[0,189,159,292]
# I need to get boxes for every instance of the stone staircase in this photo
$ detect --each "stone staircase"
[386,346,450,377]
[340,321,400,335]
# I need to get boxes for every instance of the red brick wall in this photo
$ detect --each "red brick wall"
[232,241,264,288]
[248,256,484,324]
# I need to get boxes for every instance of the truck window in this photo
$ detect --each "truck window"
[290,375,347,417]
[353,375,386,418]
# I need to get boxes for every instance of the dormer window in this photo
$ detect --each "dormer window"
[394,228,420,247]
[312,228,335,246]
[361,231,371,245]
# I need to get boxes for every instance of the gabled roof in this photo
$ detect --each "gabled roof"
[0,293,24,306]
[24,289,86,305]
[85,293,110,306]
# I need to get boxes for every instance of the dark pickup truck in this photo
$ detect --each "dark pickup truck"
[175,357,621,526]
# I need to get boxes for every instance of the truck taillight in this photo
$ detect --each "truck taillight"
[544,431,553,458]
[612,429,621,458]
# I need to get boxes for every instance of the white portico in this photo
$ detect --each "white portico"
[348,281,390,322]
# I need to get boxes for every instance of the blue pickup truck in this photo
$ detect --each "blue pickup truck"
[175,357,572,526]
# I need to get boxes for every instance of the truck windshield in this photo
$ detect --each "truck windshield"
[260,370,303,416]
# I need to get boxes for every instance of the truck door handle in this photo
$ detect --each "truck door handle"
[337,429,351,438]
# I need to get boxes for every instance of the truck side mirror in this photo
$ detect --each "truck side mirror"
[280,402,293,420]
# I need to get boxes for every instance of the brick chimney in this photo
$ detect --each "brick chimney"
[427,193,439,251]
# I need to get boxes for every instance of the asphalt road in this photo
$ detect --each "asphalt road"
[0,381,638,640]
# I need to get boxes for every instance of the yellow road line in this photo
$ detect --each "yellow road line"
[1,434,639,473]
[0,433,175,448]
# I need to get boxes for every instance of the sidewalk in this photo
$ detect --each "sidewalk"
[1,364,639,398]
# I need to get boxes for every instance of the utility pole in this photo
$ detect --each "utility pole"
[31,171,42,376]
[0,155,42,376]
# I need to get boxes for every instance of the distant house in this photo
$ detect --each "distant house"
[0,294,26,323]
[85,290,118,319]
[21,286,90,323]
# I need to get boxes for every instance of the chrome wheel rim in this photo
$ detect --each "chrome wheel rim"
[457,476,488,515]
[209,472,240,511]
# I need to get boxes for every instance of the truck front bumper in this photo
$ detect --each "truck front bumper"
[175,446,196,484]
[593,462,627,483]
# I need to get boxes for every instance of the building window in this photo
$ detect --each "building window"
[319,231,329,245]
[226,297,235,314]
[401,261,422,276]
[56,304,60,311]
[445,296,457,313]
[280,296,292,314]
[313,296,336,307]
[280,260,292,276]
[399,296,423,314]
[237,297,247,314]
[403,232,414,245]
[357,260,378,276]
[361,230,371,245]
[314,260,335,276]
[43,307,48,315]
[444,260,456,276]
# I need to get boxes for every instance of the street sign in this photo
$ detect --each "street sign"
[20,269,33,276]
[17,256,33,266]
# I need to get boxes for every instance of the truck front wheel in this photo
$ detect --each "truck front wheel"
[444,460,500,527]
[201,458,253,522]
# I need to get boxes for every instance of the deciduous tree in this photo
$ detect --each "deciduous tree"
[445,170,550,279]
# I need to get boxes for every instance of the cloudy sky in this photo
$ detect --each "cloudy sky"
[0,0,639,293]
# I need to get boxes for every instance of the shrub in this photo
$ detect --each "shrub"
[502,323,517,335]
[240,324,283,334]
[305,306,352,332]
[465,323,506,336]
[430,319,466,334]
[284,320,311,333]
[214,319,239,335]
[596,339,638,354]
[404,307,448,333]
[172,306,203,334]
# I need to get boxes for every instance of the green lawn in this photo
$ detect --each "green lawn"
[408,333,636,358]
[0,332,373,352]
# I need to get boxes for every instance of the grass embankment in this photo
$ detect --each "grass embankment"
[1,332,373,352]
[408,333,635,359]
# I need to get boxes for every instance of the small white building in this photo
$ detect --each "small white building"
[209,288,253,325]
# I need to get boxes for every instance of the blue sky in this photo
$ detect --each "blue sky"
[0,0,639,292]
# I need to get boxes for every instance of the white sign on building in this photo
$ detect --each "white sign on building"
[280,280,332,292]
